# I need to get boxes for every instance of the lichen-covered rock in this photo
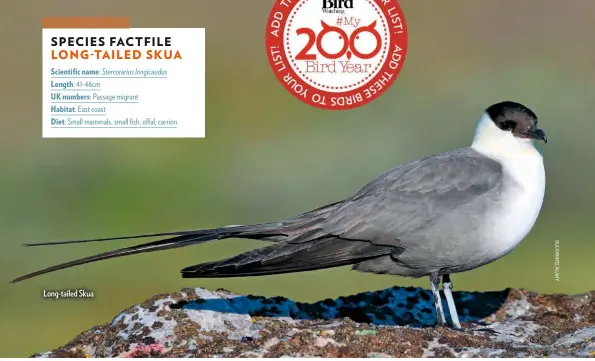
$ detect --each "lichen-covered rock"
[33,286,595,357]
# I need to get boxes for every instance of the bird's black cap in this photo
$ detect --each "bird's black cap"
[485,101,546,143]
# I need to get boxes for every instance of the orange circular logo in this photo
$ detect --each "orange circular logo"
[266,0,408,110]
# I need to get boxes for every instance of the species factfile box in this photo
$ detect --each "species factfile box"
[42,17,205,138]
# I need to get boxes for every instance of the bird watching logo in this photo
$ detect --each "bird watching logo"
[266,0,408,110]
[322,0,353,14]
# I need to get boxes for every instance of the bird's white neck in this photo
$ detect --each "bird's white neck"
[471,113,541,163]
[470,114,546,259]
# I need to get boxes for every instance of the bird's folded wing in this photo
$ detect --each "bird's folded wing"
[320,148,504,246]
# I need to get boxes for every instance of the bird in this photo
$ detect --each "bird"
[11,101,547,330]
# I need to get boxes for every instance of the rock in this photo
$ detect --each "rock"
[33,286,595,357]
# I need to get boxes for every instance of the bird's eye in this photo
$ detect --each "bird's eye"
[500,120,516,131]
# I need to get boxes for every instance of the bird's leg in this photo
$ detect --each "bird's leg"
[429,273,446,326]
[442,274,462,329]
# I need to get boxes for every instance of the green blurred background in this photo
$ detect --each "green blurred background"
[1,0,594,357]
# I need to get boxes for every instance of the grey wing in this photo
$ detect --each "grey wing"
[322,147,504,246]
[181,148,504,278]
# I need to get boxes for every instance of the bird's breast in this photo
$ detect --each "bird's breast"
[483,152,545,258]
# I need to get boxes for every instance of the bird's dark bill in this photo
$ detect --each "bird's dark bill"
[520,128,547,143]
